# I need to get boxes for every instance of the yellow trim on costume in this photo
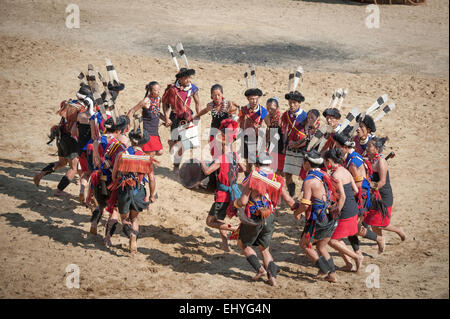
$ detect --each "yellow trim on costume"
[286,115,307,140]
[353,176,364,182]
[300,198,312,206]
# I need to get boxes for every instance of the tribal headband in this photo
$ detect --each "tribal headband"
[304,150,324,165]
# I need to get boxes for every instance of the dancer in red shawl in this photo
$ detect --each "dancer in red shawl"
[200,119,245,252]
[281,91,307,197]
[88,116,127,240]
[324,149,364,272]
[195,84,238,159]
[34,99,85,197]
[162,67,200,171]
[320,107,342,153]
[264,97,284,174]
[298,109,321,179]
[127,81,164,203]
[108,128,156,253]
[238,88,268,176]
[233,152,298,286]
[364,137,406,241]
[294,150,342,283]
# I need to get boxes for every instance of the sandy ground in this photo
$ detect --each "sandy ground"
[0,0,448,299]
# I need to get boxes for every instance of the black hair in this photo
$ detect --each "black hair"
[308,109,320,119]
[210,84,223,94]
[104,116,127,133]
[129,128,150,146]
[323,148,344,165]
[144,81,159,98]
[369,136,388,153]
[121,115,130,133]
[266,98,279,107]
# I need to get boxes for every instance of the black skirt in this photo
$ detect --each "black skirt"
[239,213,275,248]
[117,184,149,214]
[57,133,79,159]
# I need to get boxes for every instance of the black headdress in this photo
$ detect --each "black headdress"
[108,80,125,92]
[175,67,196,79]
[332,132,355,148]
[356,114,376,133]
[244,88,263,97]
[284,91,305,103]
[322,107,341,119]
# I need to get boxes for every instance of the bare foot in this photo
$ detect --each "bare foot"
[54,189,69,197]
[398,230,406,241]
[315,270,328,280]
[377,236,385,254]
[130,235,137,253]
[340,263,353,272]
[326,272,337,283]
[33,174,41,187]
[219,242,230,252]
[104,236,112,248]
[267,275,277,287]
[252,268,267,281]
[89,225,97,235]
[355,254,364,273]
[78,193,85,204]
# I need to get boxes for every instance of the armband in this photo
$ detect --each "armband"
[353,176,364,183]
[300,198,312,206]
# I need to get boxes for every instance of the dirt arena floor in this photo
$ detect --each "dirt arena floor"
[0,0,448,298]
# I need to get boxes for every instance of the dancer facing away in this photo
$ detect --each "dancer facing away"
[200,119,244,252]
[34,100,84,196]
[233,152,298,287]
[294,150,342,283]
[109,128,156,253]
[89,116,127,238]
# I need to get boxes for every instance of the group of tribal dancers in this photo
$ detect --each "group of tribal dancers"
[34,46,406,286]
